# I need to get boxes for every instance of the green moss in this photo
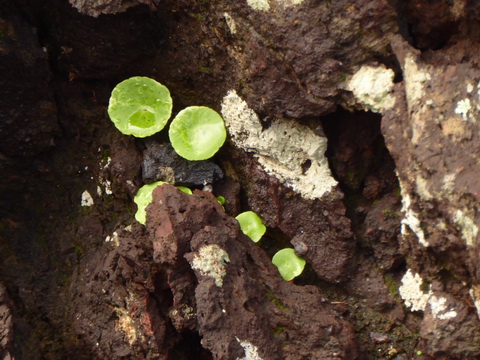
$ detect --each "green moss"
[381,209,402,219]
[265,289,289,311]
[420,280,431,294]
[395,186,402,198]
[273,326,284,336]
[384,274,399,298]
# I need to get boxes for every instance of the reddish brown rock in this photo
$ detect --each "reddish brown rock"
[70,185,359,359]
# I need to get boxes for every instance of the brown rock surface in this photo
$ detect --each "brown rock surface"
[71,185,359,359]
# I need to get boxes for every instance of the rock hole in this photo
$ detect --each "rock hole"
[260,116,272,131]
[321,108,404,272]
[170,330,213,360]
[400,0,461,50]
[301,159,311,174]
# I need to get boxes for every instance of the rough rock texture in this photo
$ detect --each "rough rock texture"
[3,0,480,358]
[0,283,14,360]
[69,0,154,18]
[0,3,58,158]
[379,33,480,357]
[142,141,223,186]
[225,147,355,284]
[346,3,480,357]
[71,185,359,359]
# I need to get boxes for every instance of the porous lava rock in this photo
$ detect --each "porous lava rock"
[142,141,223,187]
[70,185,359,359]
[226,148,355,284]
[378,35,480,357]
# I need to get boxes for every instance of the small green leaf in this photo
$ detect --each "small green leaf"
[108,77,172,138]
[134,182,191,225]
[235,211,266,243]
[216,195,226,205]
[177,186,193,195]
[134,181,166,225]
[169,106,226,161]
[272,248,306,281]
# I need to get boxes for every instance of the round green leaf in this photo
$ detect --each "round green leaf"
[235,211,266,243]
[108,76,172,138]
[272,248,306,281]
[169,106,226,161]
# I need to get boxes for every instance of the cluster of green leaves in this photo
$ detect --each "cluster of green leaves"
[108,77,305,281]
[108,76,226,161]
[108,76,227,223]
[236,211,306,281]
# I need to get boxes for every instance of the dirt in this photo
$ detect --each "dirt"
[1,0,480,359]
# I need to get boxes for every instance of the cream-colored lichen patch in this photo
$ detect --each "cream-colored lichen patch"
[467,82,474,93]
[191,244,230,287]
[247,0,270,11]
[415,176,433,201]
[400,193,429,247]
[404,53,431,106]
[347,64,395,113]
[453,209,478,247]
[246,0,306,11]
[236,338,263,360]
[105,231,120,247]
[428,295,457,320]
[223,12,237,34]
[221,90,337,200]
[451,0,466,19]
[81,190,94,207]
[115,309,137,345]
[399,269,431,312]
[455,98,473,121]
[469,285,480,319]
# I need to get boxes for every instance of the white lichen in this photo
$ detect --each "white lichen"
[467,83,474,94]
[98,177,113,195]
[399,269,431,312]
[400,193,429,247]
[223,12,237,34]
[191,244,230,287]
[455,98,472,121]
[105,231,120,246]
[442,173,457,193]
[247,0,270,11]
[469,285,480,319]
[81,190,94,207]
[453,209,478,247]
[428,295,457,320]
[415,176,433,201]
[403,53,431,105]
[235,338,263,360]
[347,64,395,113]
[221,90,337,200]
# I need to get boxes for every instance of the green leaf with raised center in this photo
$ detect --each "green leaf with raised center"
[108,76,172,138]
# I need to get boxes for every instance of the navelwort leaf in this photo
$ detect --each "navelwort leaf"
[235,211,266,243]
[272,248,306,281]
[169,106,226,161]
[108,76,172,138]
